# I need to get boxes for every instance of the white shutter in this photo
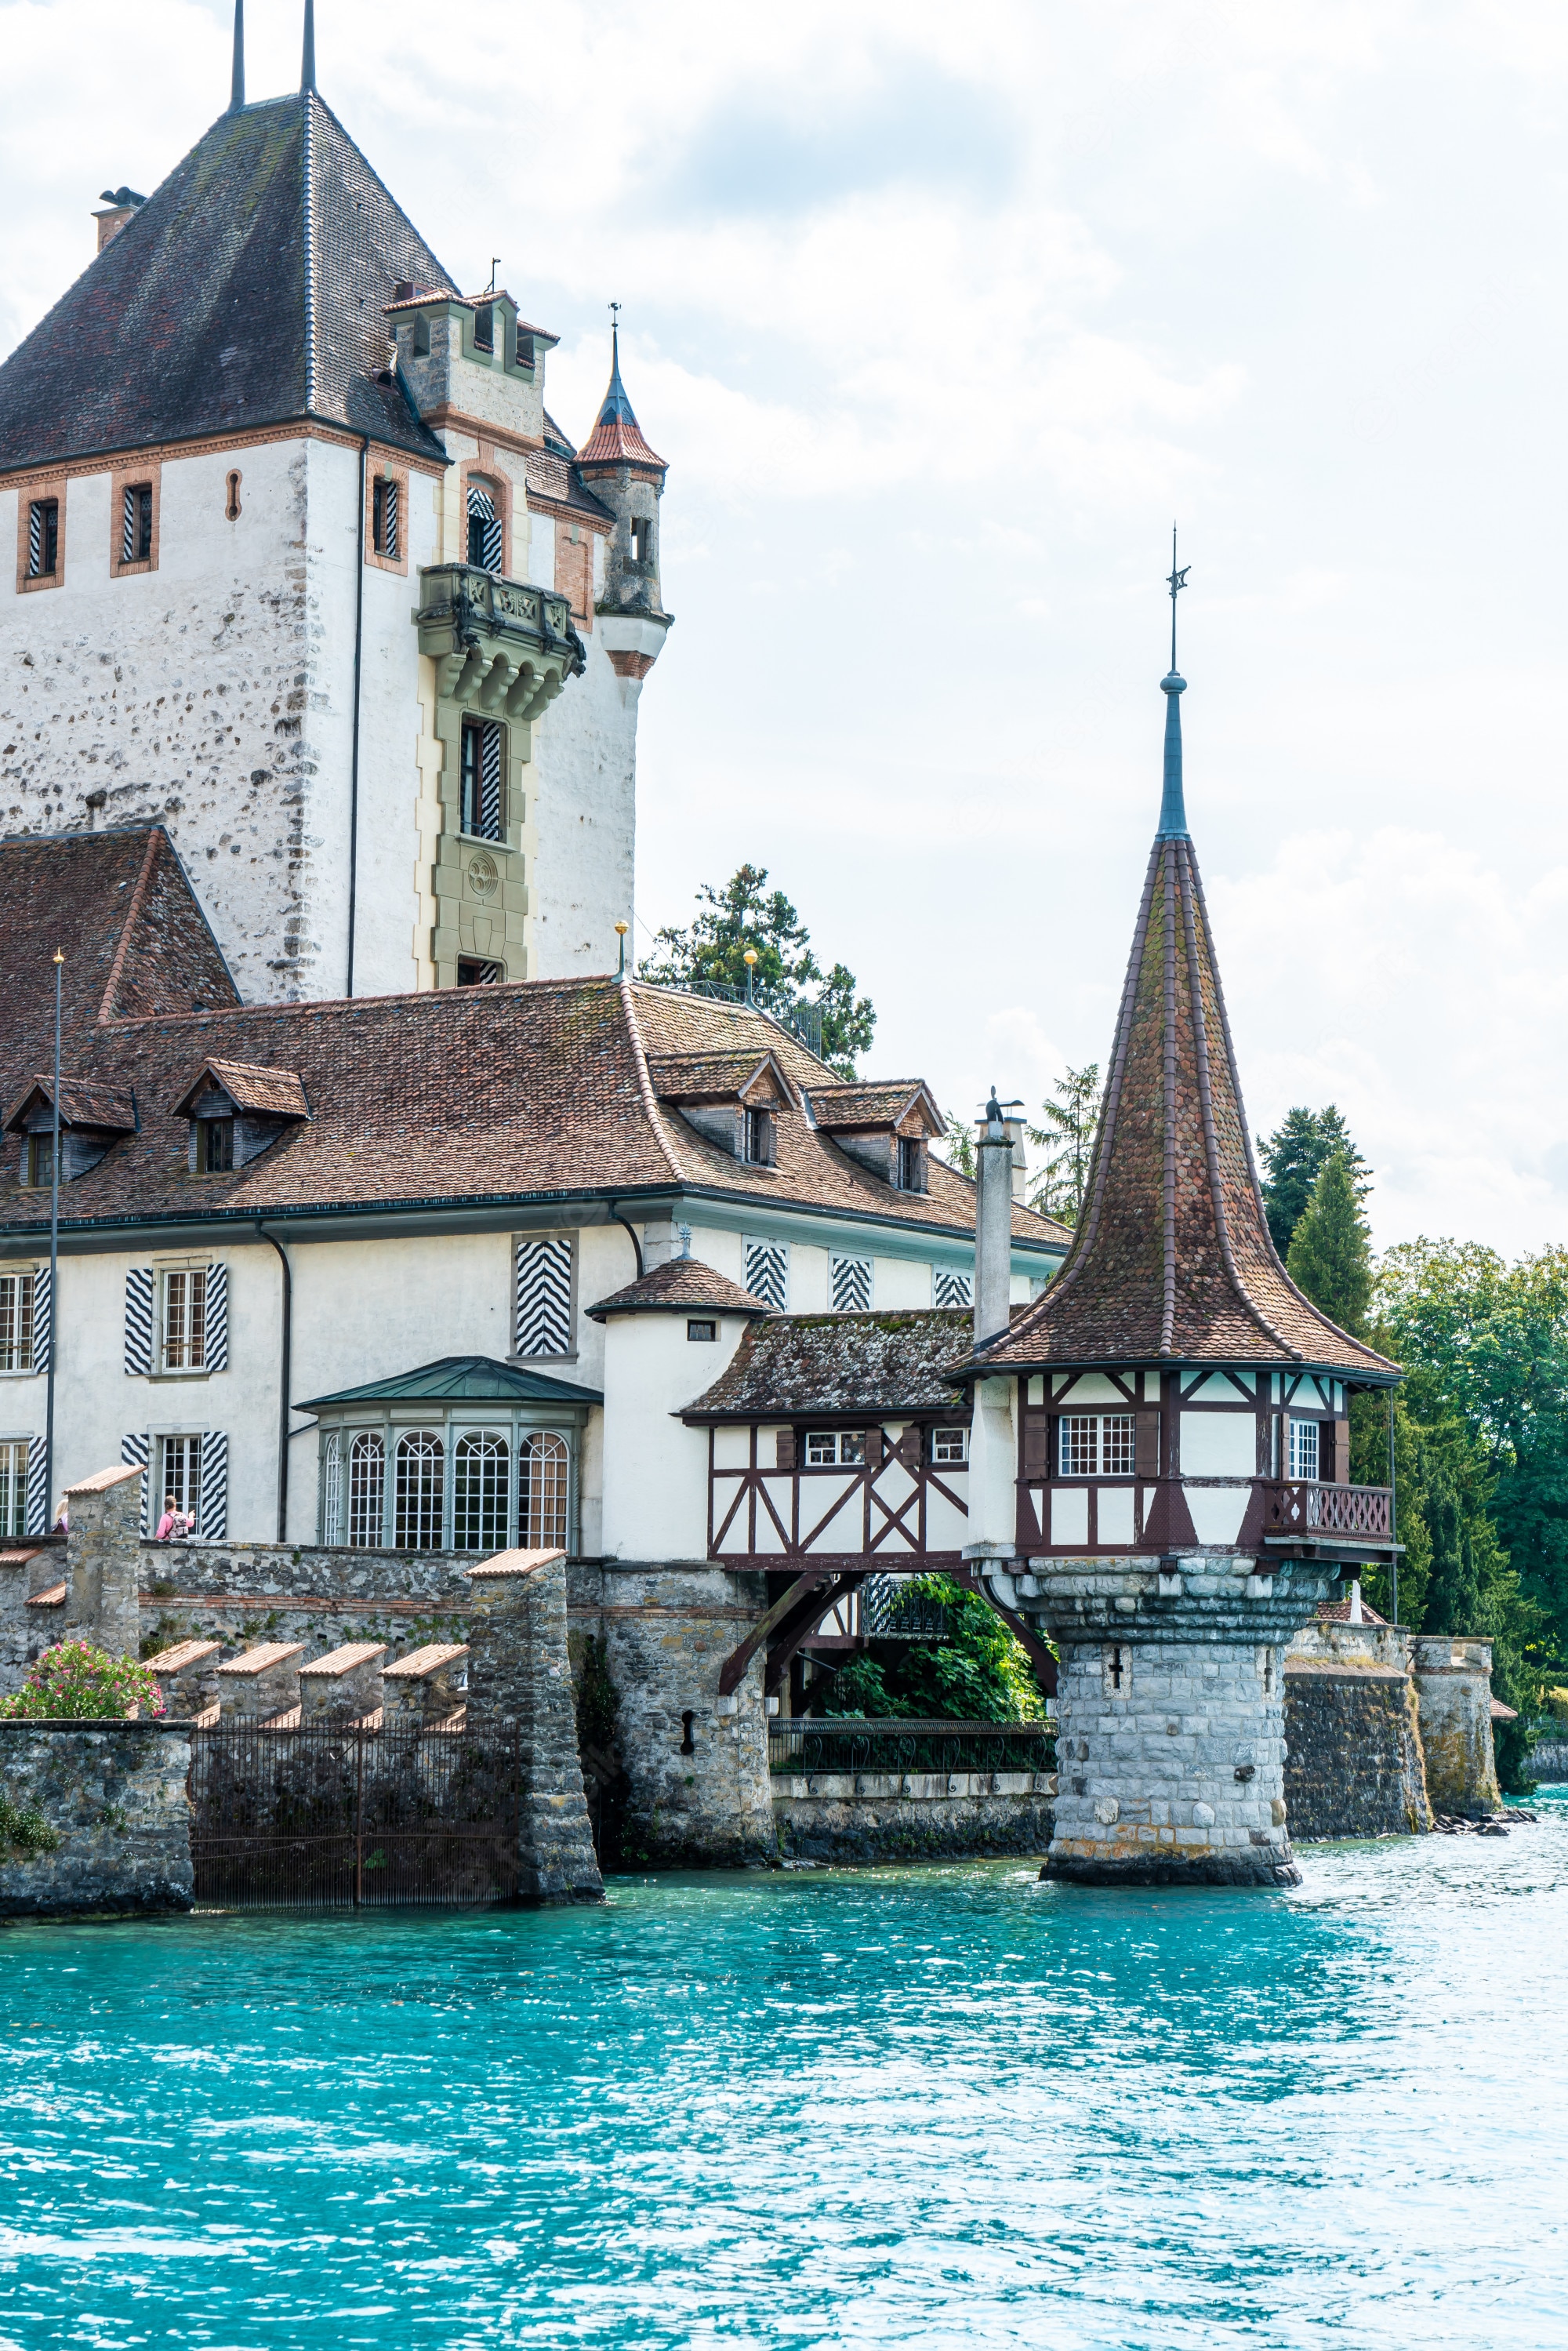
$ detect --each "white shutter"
[26,1436,49,1536]
[830,1254,873,1312]
[125,1266,154,1375]
[514,1236,573,1357]
[205,1263,229,1371]
[198,1432,228,1539]
[121,1431,151,1535]
[742,1237,788,1313]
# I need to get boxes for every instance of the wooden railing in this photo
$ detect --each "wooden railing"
[1262,1481,1394,1540]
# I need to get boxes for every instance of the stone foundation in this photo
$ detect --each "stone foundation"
[0,1722,194,1917]
[1283,1619,1432,1840]
[466,1554,603,1905]
[773,1771,1054,1864]
[1410,1636,1502,1815]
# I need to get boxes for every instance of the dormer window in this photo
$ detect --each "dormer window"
[807,1080,943,1190]
[896,1135,925,1192]
[5,1078,136,1186]
[645,1051,796,1166]
[23,1134,56,1188]
[743,1106,773,1166]
[197,1117,234,1174]
[173,1057,310,1173]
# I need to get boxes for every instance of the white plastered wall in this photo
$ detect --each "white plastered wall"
[598,1309,753,1561]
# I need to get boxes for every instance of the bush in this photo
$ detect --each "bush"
[822,1577,1050,1723]
[0,1641,165,1721]
[0,1793,60,1854]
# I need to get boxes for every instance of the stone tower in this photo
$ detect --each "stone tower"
[964,621,1403,1886]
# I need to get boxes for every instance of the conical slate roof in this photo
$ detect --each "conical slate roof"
[979,671,1397,1381]
[0,92,454,472]
[576,326,666,474]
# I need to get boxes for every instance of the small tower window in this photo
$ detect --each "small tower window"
[225,471,242,520]
[456,957,506,986]
[466,480,503,572]
[630,515,649,563]
[372,477,400,558]
[459,718,504,841]
[473,303,494,352]
[121,484,153,565]
[27,499,59,579]
[687,1319,717,1343]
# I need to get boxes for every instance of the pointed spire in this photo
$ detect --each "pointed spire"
[576,308,668,474]
[300,0,317,93]
[1158,525,1190,840]
[229,0,245,111]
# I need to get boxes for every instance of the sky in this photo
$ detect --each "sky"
[2,0,1565,1256]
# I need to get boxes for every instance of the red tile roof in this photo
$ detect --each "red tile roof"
[172,1057,310,1121]
[586,1257,774,1321]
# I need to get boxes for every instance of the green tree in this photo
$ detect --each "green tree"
[1028,1063,1102,1226]
[1286,1150,1373,1334]
[1259,1105,1370,1257]
[638,863,876,1078]
[938,1114,976,1177]
[821,1576,1049,1722]
[1423,1470,1481,1633]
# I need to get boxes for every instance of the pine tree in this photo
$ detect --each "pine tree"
[639,863,875,1077]
[1260,1105,1370,1257]
[1028,1063,1102,1226]
[1286,1150,1373,1334]
[1424,1473,1482,1633]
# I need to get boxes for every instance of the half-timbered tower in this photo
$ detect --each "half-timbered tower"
[0,10,669,1002]
[961,638,1403,1886]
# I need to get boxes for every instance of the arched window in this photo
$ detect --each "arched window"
[347,1432,384,1547]
[466,478,502,573]
[395,1430,445,1549]
[519,1432,569,1549]
[454,1431,509,1553]
[321,1430,343,1544]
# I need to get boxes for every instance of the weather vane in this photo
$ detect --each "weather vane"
[1166,523,1190,674]
[609,300,621,325]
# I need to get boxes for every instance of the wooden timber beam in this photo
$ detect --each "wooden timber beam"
[764,1574,861,1695]
[717,1567,829,1697]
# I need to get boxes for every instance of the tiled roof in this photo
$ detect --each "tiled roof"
[586,1258,773,1321]
[645,1049,796,1104]
[0,829,239,1079]
[298,1355,602,1408]
[2,1078,136,1135]
[807,1080,941,1132]
[523,440,616,525]
[0,93,454,474]
[684,1309,975,1421]
[576,329,666,475]
[975,828,1398,1381]
[383,1643,467,1681]
[174,1057,310,1121]
[0,852,1069,1255]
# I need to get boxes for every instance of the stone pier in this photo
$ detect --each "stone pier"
[464,1550,604,1905]
[1022,1554,1336,1888]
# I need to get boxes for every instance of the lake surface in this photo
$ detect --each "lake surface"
[2,1802,1566,2349]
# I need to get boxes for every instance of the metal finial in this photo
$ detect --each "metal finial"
[300,0,316,92]
[230,0,245,111]
[488,258,500,296]
[1158,525,1191,838]
[1165,521,1190,675]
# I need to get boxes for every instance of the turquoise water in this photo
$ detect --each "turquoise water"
[3,1808,1567,2349]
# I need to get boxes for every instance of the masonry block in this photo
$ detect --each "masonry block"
[62,1465,143,1657]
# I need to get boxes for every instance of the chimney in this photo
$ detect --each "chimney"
[93,186,145,253]
[974,1088,1016,1348]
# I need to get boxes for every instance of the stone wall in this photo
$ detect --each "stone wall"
[0,1722,193,1917]
[1410,1636,1502,1815]
[1529,1735,1568,1782]
[136,1540,474,1666]
[465,1555,602,1904]
[1283,1652,1432,1840]
[774,1771,1054,1865]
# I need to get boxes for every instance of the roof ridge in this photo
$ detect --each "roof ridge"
[98,828,162,1027]
[619,976,688,1186]
[95,970,624,1031]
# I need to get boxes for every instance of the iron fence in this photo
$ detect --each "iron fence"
[188,1720,521,1908]
[769,1717,1054,1776]
[861,1573,953,1641]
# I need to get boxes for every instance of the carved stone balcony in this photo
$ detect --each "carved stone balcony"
[1261,1481,1399,1553]
[416,564,586,722]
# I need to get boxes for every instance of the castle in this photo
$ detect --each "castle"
[0,9,670,1001]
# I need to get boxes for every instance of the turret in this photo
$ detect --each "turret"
[575,323,672,685]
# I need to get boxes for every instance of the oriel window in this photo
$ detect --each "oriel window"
[27,499,59,579]
[459,718,503,840]
[122,484,153,564]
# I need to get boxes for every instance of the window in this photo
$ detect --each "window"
[804,1431,866,1466]
[22,1134,56,1189]
[1058,1413,1134,1477]
[163,1270,209,1372]
[122,483,153,565]
[933,1268,972,1309]
[474,303,494,353]
[225,470,242,521]
[896,1136,924,1192]
[742,1106,772,1166]
[630,516,649,563]
[456,957,506,986]
[519,1431,569,1547]
[829,1254,873,1313]
[27,499,59,579]
[459,717,504,840]
[158,1434,202,1524]
[196,1117,234,1173]
[372,476,400,558]
[348,1432,385,1546]
[514,1235,573,1357]
[454,1431,509,1552]
[395,1431,445,1549]
[931,1426,969,1465]
[412,315,431,358]
[0,1272,35,1373]
[687,1318,717,1343]
[1289,1418,1320,1481]
[321,1430,343,1544]
[466,479,503,572]
[0,1439,26,1539]
[743,1237,788,1313]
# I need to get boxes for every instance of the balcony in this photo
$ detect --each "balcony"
[1261,1481,1399,1553]
[416,564,586,722]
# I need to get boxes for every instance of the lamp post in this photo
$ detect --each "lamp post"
[44,949,62,1531]
[742,946,757,1004]
[614,919,629,978]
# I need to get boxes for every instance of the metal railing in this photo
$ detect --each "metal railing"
[769,1717,1054,1775]
[861,1573,953,1641]
[651,976,826,1061]
[1262,1481,1395,1540]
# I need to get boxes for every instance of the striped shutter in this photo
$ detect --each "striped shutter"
[121,1431,150,1535]
[742,1237,788,1313]
[205,1263,229,1371]
[125,1266,154,1375]
[122,485,136,564]
[830,1254,873,1313]
[27,501,42,577]
[514,1236,573,1357]
[30,1266,52,1374]
[932,1268,972,1309]
[468,483,503,573]
[383,477,399,559]
[198,1432,228,1539]
[25,1436,49,1536]
[479,720,503,840]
